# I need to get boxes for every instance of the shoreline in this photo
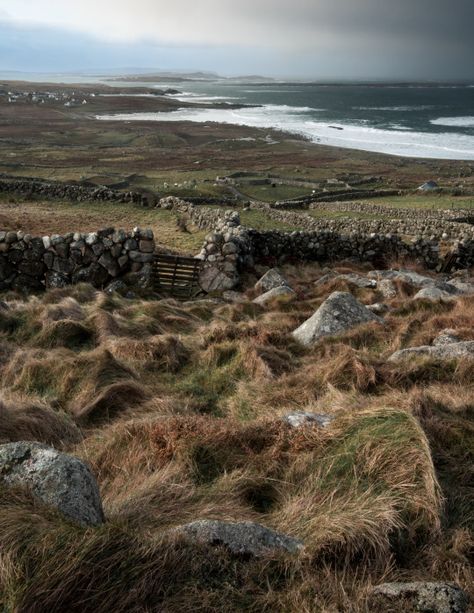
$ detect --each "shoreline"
[96,107,474,162]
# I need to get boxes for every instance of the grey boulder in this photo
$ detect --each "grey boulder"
[388,341,474,363]
[253,285,296,306]
[200,265,237,293]
[0,442,104,526]
[255,268,289,293]
[414,287,454,300]
[370,581,469,613]
[292,291,383,346]
[336,273,377,289]
[433,329,462,346]
[173,520,304,557]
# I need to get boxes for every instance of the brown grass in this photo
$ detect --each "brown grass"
[0,262,473,611]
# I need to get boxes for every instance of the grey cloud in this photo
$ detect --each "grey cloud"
[0,0,472,78]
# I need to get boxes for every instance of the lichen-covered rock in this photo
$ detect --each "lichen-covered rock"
[388,341,474,363]
[253,285,296,306]
[0,442,104,526]
[105,279,128,295]
[336,273,377,288]
[283,412,334,428]
[447,280,474,295]
[255,268,289,293]
[370,581,469,613]
[379,278,397,299]
[200,265,238,292]
[45,271,69,289]
[368,270,437,287]
[173,520,304,557]
[292,291,383,345]
[414,287,454,300]
[433,329,462,346]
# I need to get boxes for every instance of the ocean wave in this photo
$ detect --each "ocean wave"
[430,116,474,128]
[353,105,437,111]
[96,105,474,160]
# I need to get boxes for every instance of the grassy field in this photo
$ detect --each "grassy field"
[367,194,474,210]
[0,264,472,611]
[0,196,206,253]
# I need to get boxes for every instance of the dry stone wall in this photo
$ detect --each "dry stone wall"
[158,197,474,291]
[0,178,150,206]
[0,227,155,292]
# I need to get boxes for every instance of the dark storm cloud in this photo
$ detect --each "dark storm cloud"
[0,0,472,78]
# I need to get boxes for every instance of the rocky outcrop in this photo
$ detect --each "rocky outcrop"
[173,520,304,557]
[370,581,469,613]
[293,291,383,346]
[0,442,104,526]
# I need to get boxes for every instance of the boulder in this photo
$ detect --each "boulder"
[414,287,454,300]
[433,329,462,346]
[336,273,376,289]
[173,520,303,557]
[255,268,289,293]
[253,285,296,306]
[447,280,474,296]
[0,442,104,526]
[200,265,237,293]
[370,581,469,613]
[283,412,334,428]
[293,291,383,346]
[388,341,474,363]
[368,270,436,288]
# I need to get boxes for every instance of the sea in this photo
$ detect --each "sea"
[99,81,474,161]
[2,72,473,160]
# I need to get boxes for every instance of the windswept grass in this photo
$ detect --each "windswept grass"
[0,261,472,611]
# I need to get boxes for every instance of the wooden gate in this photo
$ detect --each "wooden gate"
[152,254,203,299]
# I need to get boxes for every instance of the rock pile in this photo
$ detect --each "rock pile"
[196,211,253,292]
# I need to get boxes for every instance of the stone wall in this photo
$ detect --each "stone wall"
[259,206,474,241]
[156,196,474,291]
[0,227,155,292]
[0,178,151,206]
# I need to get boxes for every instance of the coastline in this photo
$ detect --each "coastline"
[96,107,474,161]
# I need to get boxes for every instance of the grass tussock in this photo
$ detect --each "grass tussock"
[0,262,472,610]
[0,394,81,448]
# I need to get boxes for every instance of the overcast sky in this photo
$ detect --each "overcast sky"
[0,0,472,79]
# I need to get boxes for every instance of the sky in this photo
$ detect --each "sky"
[0,0,472,80]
